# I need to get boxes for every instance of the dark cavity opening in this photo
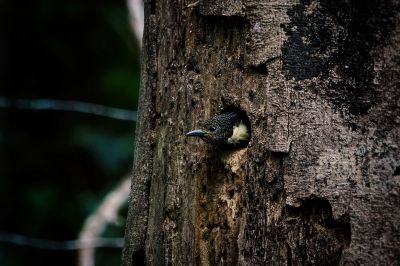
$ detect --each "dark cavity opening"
[394,166,400,176]
[150,0,156,14]
[284,196,351,264]
[285,196,351,246]
[131,248,145,265]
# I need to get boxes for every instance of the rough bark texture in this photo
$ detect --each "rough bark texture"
[123,0,400,265]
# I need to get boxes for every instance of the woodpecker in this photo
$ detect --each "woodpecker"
[186,112,250,148]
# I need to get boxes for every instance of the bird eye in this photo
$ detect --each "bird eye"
[209,126,216,132]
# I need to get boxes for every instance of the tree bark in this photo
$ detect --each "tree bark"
[123,0,400,265]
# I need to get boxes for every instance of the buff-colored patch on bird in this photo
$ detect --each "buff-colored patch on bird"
[227,122,249,144]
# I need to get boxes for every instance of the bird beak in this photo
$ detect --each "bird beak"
[186,129,206,137]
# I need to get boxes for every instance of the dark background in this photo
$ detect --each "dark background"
[0,0,140,265]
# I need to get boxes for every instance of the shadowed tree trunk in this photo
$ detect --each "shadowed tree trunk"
[122,0,400,265]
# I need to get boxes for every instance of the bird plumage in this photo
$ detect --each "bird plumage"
[186,112,250,147]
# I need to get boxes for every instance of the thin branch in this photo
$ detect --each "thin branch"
[127,0,144,46]
[0,97,137,122]
[78,177,131,266]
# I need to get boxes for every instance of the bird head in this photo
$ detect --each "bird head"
[186,112,250,147]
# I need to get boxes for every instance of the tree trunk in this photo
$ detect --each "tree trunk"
[122,0,400,265]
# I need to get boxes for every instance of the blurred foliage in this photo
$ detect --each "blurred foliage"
[0,0,140,265]
[3,0,140,108]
